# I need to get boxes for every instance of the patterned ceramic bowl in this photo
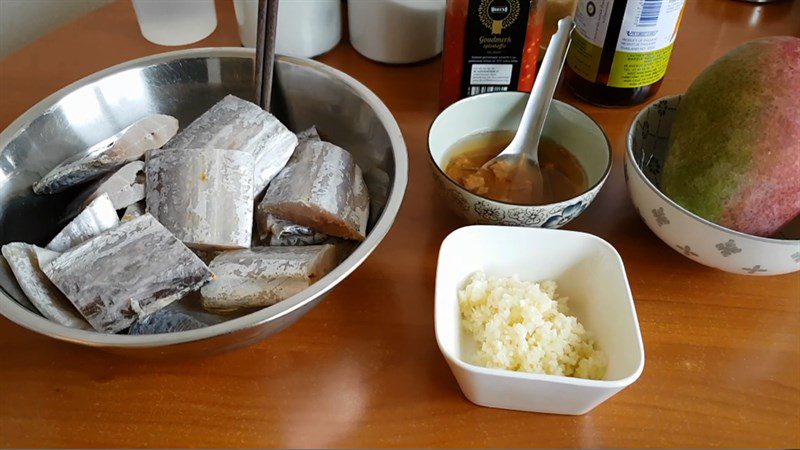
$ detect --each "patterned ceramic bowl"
[626,95,800,276]
[428,92,611,228]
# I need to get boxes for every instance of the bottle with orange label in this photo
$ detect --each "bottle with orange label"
[439,0,546,110]
[564,0,686,107]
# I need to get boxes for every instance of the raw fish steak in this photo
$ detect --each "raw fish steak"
[258,140,369,241]
[46,193,119,252]
[163,95,297,195]
[201,245,337,312]
[42,214,213,333]
[146,147,254,250]
[33,114,177,194]
[1,243,90,329]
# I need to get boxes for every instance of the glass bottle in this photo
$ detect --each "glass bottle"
[439,0,546,110]
[564,0,687,107]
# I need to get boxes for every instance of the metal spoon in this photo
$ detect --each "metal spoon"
[480,17,575,204]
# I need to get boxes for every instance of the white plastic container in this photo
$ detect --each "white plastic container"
[435,226,645,415]
[348,0,445,64]
[132,0,217,46]
[233,0,342,58]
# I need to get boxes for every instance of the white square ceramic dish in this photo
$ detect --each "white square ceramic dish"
[435,226,645,415]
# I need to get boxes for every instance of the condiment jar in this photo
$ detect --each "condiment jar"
[233,0,342,58]
[133,0,217,46]
[563,0,687,106]
[348,0,446,64]
[439,0,546,109]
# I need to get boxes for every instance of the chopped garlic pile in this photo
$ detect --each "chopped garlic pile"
[459,271,607,380]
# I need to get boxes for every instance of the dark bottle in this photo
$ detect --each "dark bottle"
[564,0,686,107]
[439,0,546,110]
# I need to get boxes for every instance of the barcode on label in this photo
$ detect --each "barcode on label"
[637,0,662,26]
[468,86,508,96]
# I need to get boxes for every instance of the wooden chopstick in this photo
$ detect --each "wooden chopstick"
[254,0,280,112]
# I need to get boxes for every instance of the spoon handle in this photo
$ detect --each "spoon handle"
[510,17,575,163]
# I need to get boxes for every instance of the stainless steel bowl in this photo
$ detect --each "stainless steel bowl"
[0,48,407,355]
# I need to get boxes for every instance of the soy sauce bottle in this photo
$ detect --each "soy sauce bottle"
[564,0,686,107]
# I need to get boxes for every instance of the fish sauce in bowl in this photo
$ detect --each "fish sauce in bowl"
[444,130,587,205]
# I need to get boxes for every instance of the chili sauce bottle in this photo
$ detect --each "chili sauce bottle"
[564,0,686,107]
[439,0,546,109]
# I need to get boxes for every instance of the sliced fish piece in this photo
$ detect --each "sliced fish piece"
[256,214,328,246]
[1,243,91,329]
[33,114,178,194]
[0,252,37,313]
[121,202,146,222]
[296,126,320,142]
[201,245,337,313]
[46,193,119,252]
[128,309,206,335]
[146,147,254,250]
[61,161,146,221]
[163,95,297,195]
[42,214,213,333]
[258,140,370,241]
[79,161,145,210]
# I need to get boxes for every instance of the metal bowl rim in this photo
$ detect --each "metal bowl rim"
[0,47,409,348]
[625,94,799,246]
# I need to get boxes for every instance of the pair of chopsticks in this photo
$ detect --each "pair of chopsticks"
[254,0,280,112]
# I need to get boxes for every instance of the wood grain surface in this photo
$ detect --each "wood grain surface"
[1,0,799,447]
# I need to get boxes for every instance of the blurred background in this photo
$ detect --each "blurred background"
[0,0,111,58]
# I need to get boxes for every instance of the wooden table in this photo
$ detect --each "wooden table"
[1,1,798,447]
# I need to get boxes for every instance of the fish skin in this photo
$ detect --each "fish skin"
[146,147,254,250]
[121,202,146,222]
[1,243,91,329]
[128,309,206,335]
[200,245,337,313]
[46,193,120,252]
[163,95,297,195]
[42,214,213,334]
[258,140,370,241]
[0,252,37,313]
[257,214,328,246]
[33,114,178,195]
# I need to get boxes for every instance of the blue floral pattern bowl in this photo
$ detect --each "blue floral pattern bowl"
[429,93,611,228]
[626,95,800,276]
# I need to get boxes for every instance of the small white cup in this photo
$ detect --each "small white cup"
[132,0,217,46]
[348,0,446,64]
[233,0,342,58]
